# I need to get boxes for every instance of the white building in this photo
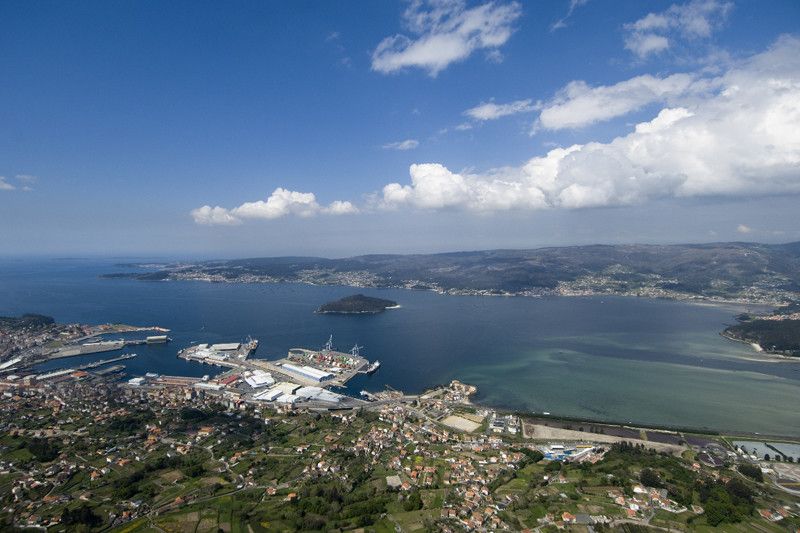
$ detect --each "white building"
[281,363,333,382]
[254,388,283,402]
[210,343,241,351]
[244,370,275,388]
[276,394,299,404]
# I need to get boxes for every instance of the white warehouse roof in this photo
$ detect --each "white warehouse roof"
[254,388,283,402]
[244,370,275,388]
[281,363,333,382]
[210,343,241,351]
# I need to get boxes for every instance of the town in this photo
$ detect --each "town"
[1,317,800,531]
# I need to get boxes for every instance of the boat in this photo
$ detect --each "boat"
[365,360,380,374]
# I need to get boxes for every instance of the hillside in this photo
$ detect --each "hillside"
[103,241,800,304]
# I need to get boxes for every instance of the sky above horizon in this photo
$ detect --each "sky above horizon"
[1,0,799,258]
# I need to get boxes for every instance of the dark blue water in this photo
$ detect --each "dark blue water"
[2,258,799,435]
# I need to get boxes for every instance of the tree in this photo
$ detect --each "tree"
[738,464,763,482]
[61,505,102,527]
[640,468,662,488]
[26,438,60,462]
[404,491,423,511]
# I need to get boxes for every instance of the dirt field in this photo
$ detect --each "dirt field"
[441,414,482,432]
[523,423,685,454]
[773,462,800,494]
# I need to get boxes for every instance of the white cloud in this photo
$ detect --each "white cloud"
[737,224,753,234]
[464,99,535,121]
[380,36,800,212]
[0,174,38,191]
[551,0,589,31]
[191,206,242,226]
[624,33,670,58]
[323,200,359,215]
[191,188,357,226]
[535,73,705,130]
[231,188,321,220]
[383,139,420,151]
[624,0,732,59]
[371,0,522,76]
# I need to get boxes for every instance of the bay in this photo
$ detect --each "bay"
[2,258,799,436]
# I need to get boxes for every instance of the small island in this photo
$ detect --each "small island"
[316,294,398,314]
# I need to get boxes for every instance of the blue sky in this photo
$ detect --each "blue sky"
[1,0,799,257]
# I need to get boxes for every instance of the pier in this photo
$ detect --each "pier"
[75,353,137,371]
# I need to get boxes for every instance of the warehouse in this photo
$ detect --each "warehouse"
[281,363,333,382]
[243,370,275,388]
[295,386,340,403]
[254,388,283,402]
[210,343,241,351]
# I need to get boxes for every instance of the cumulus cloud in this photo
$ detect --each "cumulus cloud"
[0,177,15,191]
[191,188,358,226]
[371,0,522,76]
[323,200,360,215]
[736,224,753,234]
[624,0,732,59]
[383,139,420,151]
[190,206,242,226]
[464,99,535,121]
[380,36,800,212]
[534,73,708,130]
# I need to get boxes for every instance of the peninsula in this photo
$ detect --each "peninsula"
[723,303,800,357]
[316,294,398,314]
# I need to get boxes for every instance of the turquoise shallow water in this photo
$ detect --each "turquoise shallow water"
[1,258,799,436]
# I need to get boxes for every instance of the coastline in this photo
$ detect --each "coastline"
[719,329,799,361]
[102,272,792,308]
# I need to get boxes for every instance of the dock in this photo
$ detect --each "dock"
[177,340,257,369]
[167,335,377,408]
[94,365,126,376]
[76,353,137,371]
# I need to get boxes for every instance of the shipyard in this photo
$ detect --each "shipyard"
[170,335,376,409]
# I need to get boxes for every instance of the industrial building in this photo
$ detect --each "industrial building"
[280,363,333,382]
[210,343,241,351]
[243,370,275,388]
[295,386,340,403]
[254,388,283,402]
[276,393,299,404]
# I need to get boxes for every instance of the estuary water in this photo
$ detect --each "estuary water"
[2,258,799,436]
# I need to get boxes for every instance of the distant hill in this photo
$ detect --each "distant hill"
[316,294,398,314]
[102,241,800,304]
[0,314,55,330]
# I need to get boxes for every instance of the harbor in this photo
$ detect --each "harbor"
[156,335,379,408]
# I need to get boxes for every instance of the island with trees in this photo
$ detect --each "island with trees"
[316,294,398,314]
